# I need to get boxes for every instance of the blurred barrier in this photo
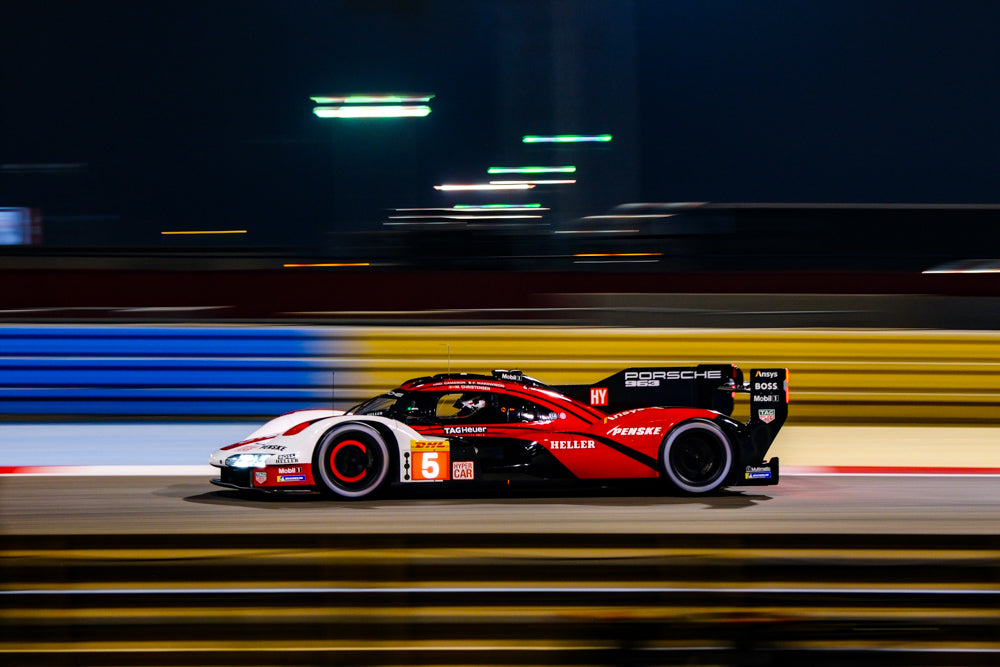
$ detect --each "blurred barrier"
[4,532,1000,666]
[0,326,351,416]
[2,325,998,424]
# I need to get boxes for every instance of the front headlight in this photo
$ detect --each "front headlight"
[225,453,271,468]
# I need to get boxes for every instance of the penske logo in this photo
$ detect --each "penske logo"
[607,426,663,437]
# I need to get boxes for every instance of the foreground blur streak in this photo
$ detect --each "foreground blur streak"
[3,531,1000,666]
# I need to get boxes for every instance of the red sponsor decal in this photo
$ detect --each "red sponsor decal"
[590,387,608,406]
[452,461,475,480]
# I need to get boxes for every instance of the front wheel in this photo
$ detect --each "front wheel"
[314,423,390,499]
[659,419,733,494]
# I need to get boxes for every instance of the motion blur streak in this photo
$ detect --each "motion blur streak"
[522,134,613,143]
[309,94,435,104]
[312,105,431,118]
[487,166,577,174]
[489,179,576,185]
[3,532,998,666]
[160,230,247,235]
[434,183,533,190]
[282,262,370,268]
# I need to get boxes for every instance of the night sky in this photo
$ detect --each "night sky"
[3,1,999,247]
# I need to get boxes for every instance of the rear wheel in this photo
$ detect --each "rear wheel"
[659,419,733,494]
[314,423,390,498]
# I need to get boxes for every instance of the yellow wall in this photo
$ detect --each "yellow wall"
[333,327,1000,425]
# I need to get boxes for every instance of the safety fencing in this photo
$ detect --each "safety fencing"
[1,325,998,424]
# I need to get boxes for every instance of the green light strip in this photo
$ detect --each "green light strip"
[311,94,435,104]
[522,134,612,143]
[313,105,431,118]
[487,166,576,174]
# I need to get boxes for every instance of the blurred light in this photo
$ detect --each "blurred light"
[283,262,371,267]
[389,214,543,220]
[923,262,1000,273]
[453,204,543,210]
[434,184,533,191]
[314,105,430,118]
[490,179,576,185]
[225,453,270,468]
[554,229,640,234]
[488,166,576,174]
[574,253,662,257]
[161,230,247,235]
[582,213,676,219]
[522,134,612,143]
[310,94,435,104]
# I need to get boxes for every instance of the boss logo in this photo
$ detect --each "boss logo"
[754,382,779,391]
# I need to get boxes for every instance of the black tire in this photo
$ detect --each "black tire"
[314,423,391,499]
[659,419,733,494]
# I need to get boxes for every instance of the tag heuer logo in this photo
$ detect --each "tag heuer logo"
[254,471,268,484]
[758,409,776,423]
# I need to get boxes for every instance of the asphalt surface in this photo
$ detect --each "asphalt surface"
[4,473,1000,536]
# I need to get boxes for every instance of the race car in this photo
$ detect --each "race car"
[210,365,788,498]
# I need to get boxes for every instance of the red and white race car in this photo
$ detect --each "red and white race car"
[210,365,787,498]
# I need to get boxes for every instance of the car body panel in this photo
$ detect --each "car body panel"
[210,367,787,496]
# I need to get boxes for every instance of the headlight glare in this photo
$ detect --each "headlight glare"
[225,453,271,468]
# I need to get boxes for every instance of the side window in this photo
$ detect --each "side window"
[497,395,558,424]
[434,392,501,424]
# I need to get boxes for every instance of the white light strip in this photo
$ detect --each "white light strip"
[434,184,533,191]
[313,105,430,118]
[489,179,576,185]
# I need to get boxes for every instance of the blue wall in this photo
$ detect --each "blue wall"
[0,327,336,416]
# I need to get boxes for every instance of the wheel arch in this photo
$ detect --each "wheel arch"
[658,417,735,494]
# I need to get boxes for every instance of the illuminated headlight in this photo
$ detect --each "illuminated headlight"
[225,453,271,468]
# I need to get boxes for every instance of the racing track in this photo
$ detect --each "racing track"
[5,474,1000,666]
[4,472,1000,534]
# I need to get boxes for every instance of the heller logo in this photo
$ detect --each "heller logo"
[549,439,596,450]
[758,409,776,423]
[590,387,608,406]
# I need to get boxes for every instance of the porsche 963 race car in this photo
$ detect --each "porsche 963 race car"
[210,365,788,498]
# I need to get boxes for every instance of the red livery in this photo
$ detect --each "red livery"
[210,366,787,498]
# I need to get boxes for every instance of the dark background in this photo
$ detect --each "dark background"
[3,1,999,248]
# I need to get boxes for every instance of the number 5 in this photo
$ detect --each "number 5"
[422,452,439,479]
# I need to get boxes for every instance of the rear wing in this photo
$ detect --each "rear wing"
[555,364,744,416]
[743,368,790,456]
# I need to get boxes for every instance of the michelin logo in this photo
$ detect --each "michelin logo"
[745,466,772,480]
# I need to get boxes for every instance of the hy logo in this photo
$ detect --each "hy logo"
[590,387,608,406]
